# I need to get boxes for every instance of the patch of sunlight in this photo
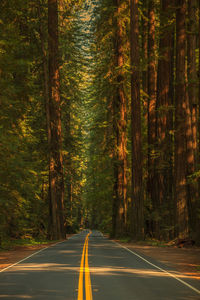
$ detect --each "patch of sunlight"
[0,296,32,299]
[58,250,77,254]
[89,267,200,280]
[13,263,80,272]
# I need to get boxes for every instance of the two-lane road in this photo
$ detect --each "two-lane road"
[0,230,200,299]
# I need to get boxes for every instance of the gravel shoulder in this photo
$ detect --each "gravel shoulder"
[0,243,55,271]
[116,242,200,281]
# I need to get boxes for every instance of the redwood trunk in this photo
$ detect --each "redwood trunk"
[130,0,144,239]
[175,0,189,238]
[188,0,198,162]
[147,0,157,237]
[142,0,148,122]
[38,3,51,145]
[198,0,200,243]
[112,0,127,237]
[156,0,174,239]
[38,2,52,237]
[48,0,65,239]
[187,0,198,236]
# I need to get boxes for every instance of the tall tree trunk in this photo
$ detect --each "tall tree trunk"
[175,0,189,238]
[142,0,148,122]
[187,0,198,237]
[37,1,52,237]
[38,2,51,145]
[64,106,73,229]
[169,27,176,239]
[197,0,200,243]
[156,0,174,240]
[112,0,127,237]
[48,0,65,239]
[130,0,144,239]
[147,0,157,237]
[188,0,198,163]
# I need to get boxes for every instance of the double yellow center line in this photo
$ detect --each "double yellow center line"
[78,232,93,300]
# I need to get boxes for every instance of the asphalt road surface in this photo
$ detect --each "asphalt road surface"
[0,230,200,299]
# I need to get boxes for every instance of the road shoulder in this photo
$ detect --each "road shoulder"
[113,240,200,281]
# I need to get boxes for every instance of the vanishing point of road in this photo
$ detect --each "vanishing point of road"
[0,230,200,299]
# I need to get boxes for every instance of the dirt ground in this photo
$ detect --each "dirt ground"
[117,242,200,281]
[1,239,200,284]
[0,243,54,271]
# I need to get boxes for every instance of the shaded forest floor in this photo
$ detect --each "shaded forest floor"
[115,240,200,281]
[0,241,62,271]
[0,234,76,271]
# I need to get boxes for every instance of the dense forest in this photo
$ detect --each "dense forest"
[0,0,200,246]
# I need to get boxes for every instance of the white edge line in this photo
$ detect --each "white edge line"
[0,240,67,273]
[112,240,200,295]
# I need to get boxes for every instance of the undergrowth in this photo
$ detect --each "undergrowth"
[0,237,59,251]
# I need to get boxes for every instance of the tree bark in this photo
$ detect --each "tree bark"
[48,0,65,239]
[130,0,144,239]
[175,0,189,238]
[188,0,198,162]
[38,2,51,145]
[147,0,157,237]
[64,105,73,230]
[142,0,148,122]
[197,0,200,243]
[37,1,53,237]
[156,0,174,240]
[187,0,198,237]
[112,0,127,237]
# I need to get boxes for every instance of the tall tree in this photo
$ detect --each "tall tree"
[175,0,189,238]
[112,0,127,237]
[142,0,148,94]
[48,0,65,239]
[130,0,144,239]
[0,0,50,243]
[188,0,198,164]
[141,0,148,121]
[156,0,175,239]
[187,0,198,237]
[197,0,200,243]
[147,0,157,237]
[38,1,51,146]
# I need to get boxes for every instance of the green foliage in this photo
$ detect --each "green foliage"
[0,237,58,251]
[119,237,132,243]
[0,0,49,244]
[196,266,200,272]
